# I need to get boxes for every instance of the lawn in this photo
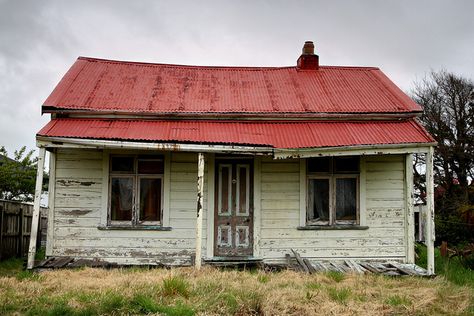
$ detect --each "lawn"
[0,254,472,315]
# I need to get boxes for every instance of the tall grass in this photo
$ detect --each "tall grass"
[0,265,472,315]
[416,243,474,288]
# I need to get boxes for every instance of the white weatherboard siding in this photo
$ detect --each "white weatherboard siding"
[49,149,407,264]
[259,155,406,261]
[50,149,207,265]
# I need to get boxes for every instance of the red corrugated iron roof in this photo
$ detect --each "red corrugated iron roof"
[37,119,434,149]
[43,57,421,115]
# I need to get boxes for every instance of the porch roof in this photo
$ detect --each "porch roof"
[37,118,434,150]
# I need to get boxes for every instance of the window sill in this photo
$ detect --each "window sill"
[97,225,172,231]
[297,225,369,230]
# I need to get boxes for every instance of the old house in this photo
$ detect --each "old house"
[28,42,436,273]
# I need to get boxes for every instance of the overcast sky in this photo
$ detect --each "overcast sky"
[0,0,473,156]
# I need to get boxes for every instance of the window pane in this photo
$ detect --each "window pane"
[138,159,164,174]
[308,179,330,222]
[111,157,134,172]
[111,177,133,221]
[139,178,161,222]
[336,178,357,221]
[334,156,359,173]
[308,157,331,173]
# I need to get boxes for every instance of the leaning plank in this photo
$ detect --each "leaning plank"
[388,261,417,276]
[291,249,310,273]
[330,262,345,273]
[359,263,380,274]
[319,262,331,272]
[303,258,316,274]
[36,257,56,268]
[311,261,325,272]
[345,260,365,274]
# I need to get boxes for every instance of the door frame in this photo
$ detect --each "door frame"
[206,155,261,259]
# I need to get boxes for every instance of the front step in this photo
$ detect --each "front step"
[204,257,263,268]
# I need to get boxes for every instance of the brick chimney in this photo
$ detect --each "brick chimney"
[297,41,319,70]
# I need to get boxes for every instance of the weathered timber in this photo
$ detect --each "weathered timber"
[359,263,381,274]
[291,249,310,273]
[388,261,417,276]
[303,258,316,274]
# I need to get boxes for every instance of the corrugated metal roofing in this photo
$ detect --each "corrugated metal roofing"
[42,57,422,115]
[37,119,434,149]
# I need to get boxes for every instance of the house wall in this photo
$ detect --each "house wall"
[48,149,206,265]
[259,155,407,262]
[48,148,407,265]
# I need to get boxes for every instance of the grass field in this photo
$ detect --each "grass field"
[0,250,472,315]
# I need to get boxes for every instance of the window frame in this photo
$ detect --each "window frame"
[306,157,360,226]
[108,154,164,227]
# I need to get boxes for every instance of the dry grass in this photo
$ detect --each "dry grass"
[0,266,472,315]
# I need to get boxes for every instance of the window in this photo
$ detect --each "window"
[307,156,359,225]
[109,155,164,226]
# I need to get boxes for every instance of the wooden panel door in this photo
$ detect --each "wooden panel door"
[214,159,253,257]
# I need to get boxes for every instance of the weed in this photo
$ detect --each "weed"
[325,270,345,282]
[99,291,125,314]
[385,295,411,306]
[257,273,270,283]
[155,302,195,316]
[16,270,43,281]
[305,281,322,290]
[35,247,46,260]
[162,275,190,298]
[327,286,351,304]
[217,292,238,313]
[131,293,160,313]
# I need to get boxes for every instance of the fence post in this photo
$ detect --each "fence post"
[0,204,3,261]
[19,207,24,257]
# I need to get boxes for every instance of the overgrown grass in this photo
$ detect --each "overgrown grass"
[416,243,474,288]
[0,265,472,315]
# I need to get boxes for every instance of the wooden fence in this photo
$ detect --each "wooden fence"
[0,200,48,261]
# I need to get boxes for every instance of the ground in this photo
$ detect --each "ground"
[0,255,473,316]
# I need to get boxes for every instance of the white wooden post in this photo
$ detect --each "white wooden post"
[195,153,205,269]
[425,147,435,275]
[405,154,415,263]
[27,147,46,269]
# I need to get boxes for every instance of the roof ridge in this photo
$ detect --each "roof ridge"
[77,56,379,71]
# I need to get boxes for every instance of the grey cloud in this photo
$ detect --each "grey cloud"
[0,0,473,154]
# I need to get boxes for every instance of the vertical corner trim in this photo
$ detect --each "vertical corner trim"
[299,159,306,227]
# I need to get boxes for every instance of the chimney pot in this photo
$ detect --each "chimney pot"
[302,41,315,55]
[297,41,319,70]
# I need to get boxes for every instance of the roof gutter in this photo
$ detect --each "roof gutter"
[274,142,438,159]
[36,136,275,155]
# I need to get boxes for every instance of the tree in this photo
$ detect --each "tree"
[411,70,474,244]
[0,146,40,201]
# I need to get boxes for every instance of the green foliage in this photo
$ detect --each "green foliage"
[416,244,474,288]
[0,146,47,202]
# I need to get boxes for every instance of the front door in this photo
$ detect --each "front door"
[214,159,253,257]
